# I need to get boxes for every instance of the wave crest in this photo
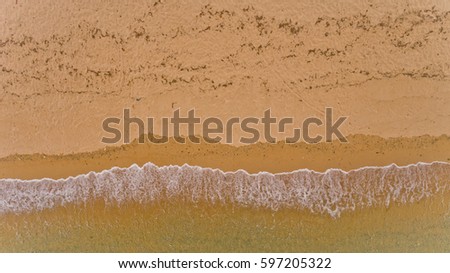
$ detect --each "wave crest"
[1,162,449,217]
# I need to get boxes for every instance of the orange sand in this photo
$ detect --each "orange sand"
[1,134,450,180]
[1,0,450,156]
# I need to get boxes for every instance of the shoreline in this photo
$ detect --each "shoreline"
[1,134,449,180]
[2,160,448,215]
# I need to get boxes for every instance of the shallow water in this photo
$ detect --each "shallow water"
[1,162,449,252]
[1,192,449,252]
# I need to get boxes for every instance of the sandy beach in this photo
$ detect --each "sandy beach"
[1,0,449,156]
[1,0,449,252]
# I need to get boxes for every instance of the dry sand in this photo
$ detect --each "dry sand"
[1,0,450,156]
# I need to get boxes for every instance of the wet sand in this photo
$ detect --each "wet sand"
[1,134,450,180]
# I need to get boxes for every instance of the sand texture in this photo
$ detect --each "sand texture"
[1,0,450,156]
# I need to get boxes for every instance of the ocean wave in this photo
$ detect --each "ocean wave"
[0,162,449,217]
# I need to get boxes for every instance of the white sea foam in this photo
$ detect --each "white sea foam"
[0,162,449,217]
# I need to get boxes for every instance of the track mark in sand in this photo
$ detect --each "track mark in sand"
[1,5,449,103]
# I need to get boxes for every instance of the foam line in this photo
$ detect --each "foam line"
[1,161,449,217]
